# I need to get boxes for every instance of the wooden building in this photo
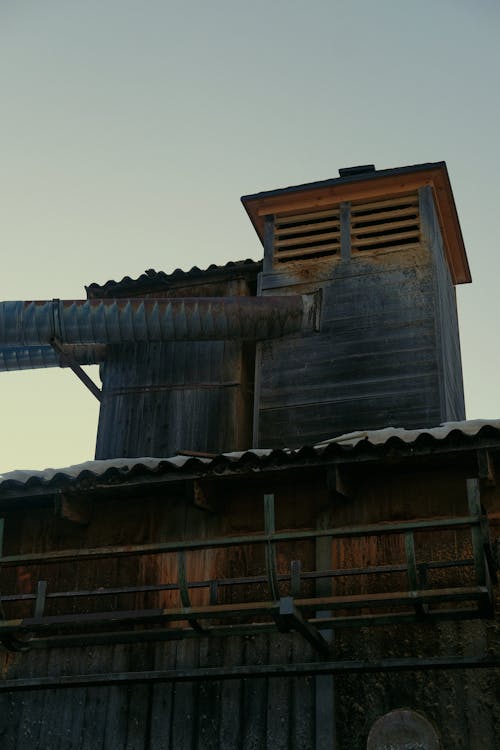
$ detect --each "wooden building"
[0,162,498,749]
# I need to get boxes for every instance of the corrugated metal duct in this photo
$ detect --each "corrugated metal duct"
[0,295,318,371]
[0,344,107,372]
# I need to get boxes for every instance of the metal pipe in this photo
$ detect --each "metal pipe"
[0,344,106,372]
[0,295,317,350]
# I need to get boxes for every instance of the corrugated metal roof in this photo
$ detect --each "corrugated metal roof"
[86,259,262,299]
[2,420,500,496]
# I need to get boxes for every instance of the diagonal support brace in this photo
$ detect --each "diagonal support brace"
[50,337,102,402]
[275,596,330,657]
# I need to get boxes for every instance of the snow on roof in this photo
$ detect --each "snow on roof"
[2,420,500,492]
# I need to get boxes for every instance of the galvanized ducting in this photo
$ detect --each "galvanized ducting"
[0,295,318,372]
[0,344,106,372]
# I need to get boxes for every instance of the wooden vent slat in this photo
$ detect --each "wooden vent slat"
[352,230,420,248]
[352,218,419,236]
[351,192,420,253]
[351,194,419,212]
[274,243,340,262]
[273,207,340,265]
[275,207,340,226]
[352,206,418,224]
[275,230,340,249]
[275,219,340,237]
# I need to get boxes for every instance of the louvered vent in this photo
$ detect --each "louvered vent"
[273,207,340,265]
[351,193,420,253]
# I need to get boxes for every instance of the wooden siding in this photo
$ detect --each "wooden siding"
[256,246,444,448]
[0,464,498,749]
[419,185,466,422]
[255,185,466,448]
[95,277,255,459]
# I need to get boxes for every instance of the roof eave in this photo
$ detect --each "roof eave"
[241,162,471,285]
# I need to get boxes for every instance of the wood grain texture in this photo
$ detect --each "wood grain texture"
[256,236,461,447]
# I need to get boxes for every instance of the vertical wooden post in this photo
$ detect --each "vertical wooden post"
[467,479,488,586]
[263,215,275,273]
[0,518,4,618]
[467,478,492,615]
[315,509,336,749]
[340,202,351,261]
[264,494,279,601]
[290,559,302,598]
[34,580,48,619]
[405,532,418,590]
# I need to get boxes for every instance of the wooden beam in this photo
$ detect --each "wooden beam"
[55,494,91,525]
[275,596,330,656]
[1,655,499,692]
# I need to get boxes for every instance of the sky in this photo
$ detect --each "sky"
[0,0,499,473]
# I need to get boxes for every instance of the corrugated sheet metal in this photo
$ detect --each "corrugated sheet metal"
[85,259,262,299]
[0,296,311,349]
[2,419,500,493]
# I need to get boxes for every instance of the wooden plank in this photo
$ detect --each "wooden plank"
[263,214,275,274]
[351,217,419,235]
[14,648,50,750]
[276,219,340,236]
[340,202,351,260]
[170,639,199,750]
[103,644,129,749]
[219,636,244,747]
[351,229,420,247]
[351,196,419,213]
[2,653,500,694]
[352,207,418,224]
[266,633,293,749]
[264,494,280,601]
[315,509,335,750]
[253,174,431,217]
[477,449,496,486]
[241,634,269,750]
[291,635,315,749]
[81,650,113,750]
[0,515,479,570]
[148,642,176,750]
[274,246,339,263]
[275,208,340,224]
[275,230,341,248]
[196,637,222,749]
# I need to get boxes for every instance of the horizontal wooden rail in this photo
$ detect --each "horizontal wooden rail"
[0,516,480,567]
[0,654,499,692]
[0,586,488,636]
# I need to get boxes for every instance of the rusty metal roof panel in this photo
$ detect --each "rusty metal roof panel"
[86,259,262,299]
[2,420,500,497]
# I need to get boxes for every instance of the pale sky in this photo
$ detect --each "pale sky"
[1,0,499,473]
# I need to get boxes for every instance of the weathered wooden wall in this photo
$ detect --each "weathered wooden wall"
[0,635,317,750]
[420,185,466,422]
[254,188,466,449]
[331,463,499,750]
[95,276,256,460]
[256,249,441,447]
[0,463,498,749]
[0,474,329,749]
